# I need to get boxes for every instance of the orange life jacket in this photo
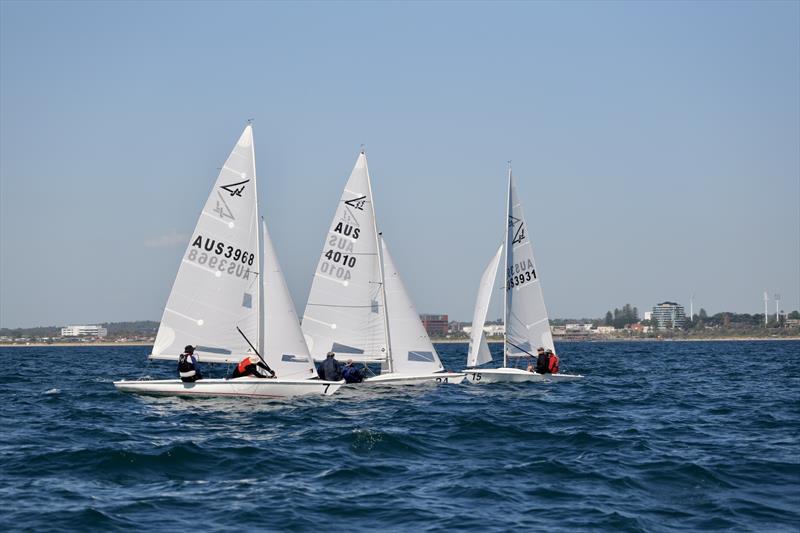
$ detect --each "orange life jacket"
[236,358,252,374]
[548,354,559,374]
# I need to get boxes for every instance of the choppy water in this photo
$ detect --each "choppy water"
[1,341,798,532]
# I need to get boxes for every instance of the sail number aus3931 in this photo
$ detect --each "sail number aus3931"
[506,259,536,290]
[507,270,536,290]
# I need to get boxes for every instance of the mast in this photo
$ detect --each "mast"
[503,162,511,368]
[249,121,264,356]
[364,148,394,373]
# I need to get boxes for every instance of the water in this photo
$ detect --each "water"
[1,341,798,532]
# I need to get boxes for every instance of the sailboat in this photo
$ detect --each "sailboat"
[464,166,582,383]
[301,150,465,385]
[114,124,344,398]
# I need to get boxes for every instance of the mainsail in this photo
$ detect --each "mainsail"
[151,125,260,363]
[504,172,554,365]
[302,151,387,363]
[380,236,444,374]
[261,219,318,379]
[466,244,503,368]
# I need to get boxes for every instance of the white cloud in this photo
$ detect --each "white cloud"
[144,229,189,248]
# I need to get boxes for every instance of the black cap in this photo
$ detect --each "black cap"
[537,347,545,352]
[184,345,195,353]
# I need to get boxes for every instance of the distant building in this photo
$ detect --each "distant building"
[643,311,652,321]
[61,325,108,337]
[565,323,593,331]
[484,324,504,336]
[420,314,448,337]
[449,321,469,334]
[595,326,616,334]
[651,302,686,330]
[462,324,505,336]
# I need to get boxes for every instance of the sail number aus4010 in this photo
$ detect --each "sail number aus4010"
[324,249,357,268]
[320,261,352,281]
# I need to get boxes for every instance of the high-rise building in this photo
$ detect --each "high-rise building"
[420,314,448,337]
[651,302,686,330]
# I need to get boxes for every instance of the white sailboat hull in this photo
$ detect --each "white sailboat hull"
[363,372,466,385]
[464,367,583,383]
[113,378,344,398]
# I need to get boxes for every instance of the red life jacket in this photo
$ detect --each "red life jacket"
[548,354,559,374]
[236,358,251,375]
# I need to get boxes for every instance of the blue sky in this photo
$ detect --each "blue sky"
[1,0,798,328]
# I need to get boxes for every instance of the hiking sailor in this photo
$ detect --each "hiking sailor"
[178,345,203,382]
[230,355,276,379]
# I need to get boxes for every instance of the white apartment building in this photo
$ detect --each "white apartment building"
[61,325,108,337]
[462,324,505,335]
[565,323,593,331]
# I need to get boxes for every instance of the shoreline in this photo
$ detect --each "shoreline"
[1,337,799,348]
[434,337,800,343]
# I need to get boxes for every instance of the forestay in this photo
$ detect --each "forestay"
[261,219,318,379]
[381,237,444,375]
[467,244,503,368]
[151,125,260,363]
[504,173,554,362]
[302,152,387,363]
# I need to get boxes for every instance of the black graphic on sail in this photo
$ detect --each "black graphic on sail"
[509,215,525,245]
[220,179,250,197]
[342,194,366,225]
[345,195,366,210]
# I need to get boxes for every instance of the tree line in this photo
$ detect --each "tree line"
[603,304,639,329]
[0,321,159,339]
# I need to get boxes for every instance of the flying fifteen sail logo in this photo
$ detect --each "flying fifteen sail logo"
[345,195,366,210]
[213,192,235,221]
[341,194,366,226]
[220,179,250,197]
[509,215,525,245]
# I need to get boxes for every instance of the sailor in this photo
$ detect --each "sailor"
[546,349,559,374]
[178,345,203,382]
[342,359,365,384]
[319,351,343,381]
[534,347,549,374]
[230,355,275,379]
